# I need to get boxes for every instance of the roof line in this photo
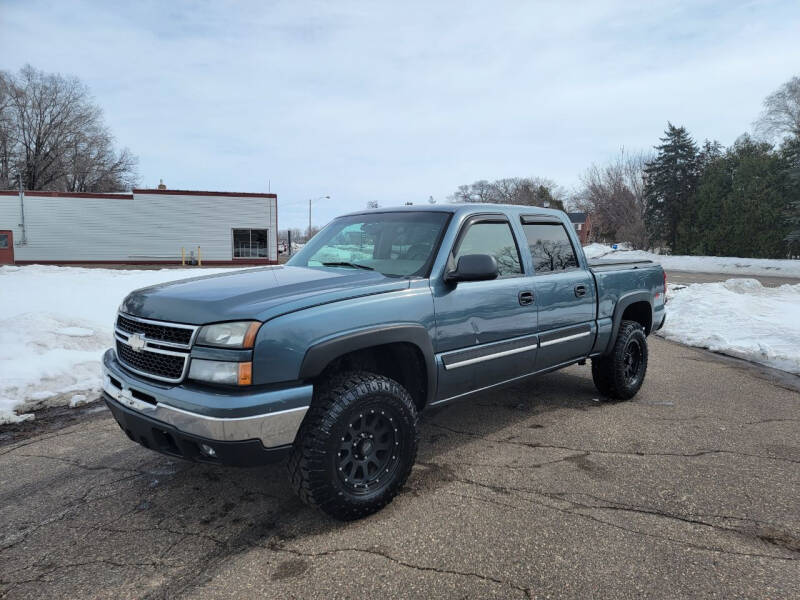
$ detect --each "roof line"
[133,188,277,198]
[0,190,133,199]
[0,189,278,199]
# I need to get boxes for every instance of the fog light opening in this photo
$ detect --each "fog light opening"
[200,443,217,458]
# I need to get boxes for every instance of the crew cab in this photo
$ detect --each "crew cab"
[103,204,666,519]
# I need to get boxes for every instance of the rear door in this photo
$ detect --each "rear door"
[0,231,13,265]
[432,214,537,401]
[520,216,596,370]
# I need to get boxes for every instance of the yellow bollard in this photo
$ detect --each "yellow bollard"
[197,246,202,267]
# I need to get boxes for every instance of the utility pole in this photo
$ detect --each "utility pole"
[18,173,27,245]
[307,195,330,239]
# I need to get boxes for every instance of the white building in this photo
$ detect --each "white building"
[0,187,278,265]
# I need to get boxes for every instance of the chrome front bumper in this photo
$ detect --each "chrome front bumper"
[102,349,311,449]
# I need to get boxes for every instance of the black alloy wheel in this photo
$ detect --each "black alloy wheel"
[623,338,643,386]
[336,408,402,494]
[591,319,649,400]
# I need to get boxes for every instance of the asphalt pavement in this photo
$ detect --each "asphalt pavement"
[1,337,799,599]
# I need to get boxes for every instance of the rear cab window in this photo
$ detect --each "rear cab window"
[521,221,579,274]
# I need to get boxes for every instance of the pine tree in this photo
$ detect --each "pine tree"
[783,137,800,254]
[643,123,700,252]
[690,136,792,258]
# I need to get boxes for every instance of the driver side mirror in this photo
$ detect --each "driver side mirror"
[445,254,499,283]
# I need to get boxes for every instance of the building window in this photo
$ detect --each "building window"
[575,223,583,231]
[233,229,269,258]
[0,234,8,249]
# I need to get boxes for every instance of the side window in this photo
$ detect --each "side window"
[523,223,579,273]
[454,221,522,277]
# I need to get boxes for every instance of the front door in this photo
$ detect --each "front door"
[432,215,537,401]
[0,231,13,265]
[519,218,596,370]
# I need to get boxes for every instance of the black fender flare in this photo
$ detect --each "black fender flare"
[605,291,653,354]
[298,324,437,406]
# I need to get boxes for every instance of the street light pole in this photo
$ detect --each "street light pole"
[308,195,330,239]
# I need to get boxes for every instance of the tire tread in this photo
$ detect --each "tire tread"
[591,320,648,400]
[287,371,418,520]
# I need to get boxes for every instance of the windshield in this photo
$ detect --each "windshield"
[288,211,451,277]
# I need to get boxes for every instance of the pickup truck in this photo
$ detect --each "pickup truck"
[103,204,666,520]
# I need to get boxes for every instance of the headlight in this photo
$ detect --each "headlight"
[196,321,261,348]
[189,359,252,385]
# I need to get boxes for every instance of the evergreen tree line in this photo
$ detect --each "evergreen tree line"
[595,75,800,257]
[643,125,799,258]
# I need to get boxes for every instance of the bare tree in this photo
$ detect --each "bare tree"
[576,149,650,248]
[0,73,14,189]
[0,65,137,191]
[305,225,321,240]
[449,176,565,210]
[755,75,800,142]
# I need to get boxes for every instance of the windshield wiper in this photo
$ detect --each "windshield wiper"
[321,261,374,271]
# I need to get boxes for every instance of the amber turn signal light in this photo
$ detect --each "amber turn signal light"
[238,362,253,385]
[243,322,261,348]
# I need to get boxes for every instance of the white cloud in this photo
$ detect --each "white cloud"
[2,0,799,228]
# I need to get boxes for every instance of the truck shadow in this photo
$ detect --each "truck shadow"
[140,366,604,543]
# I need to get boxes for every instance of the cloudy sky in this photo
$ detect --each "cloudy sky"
[3,0,800,229]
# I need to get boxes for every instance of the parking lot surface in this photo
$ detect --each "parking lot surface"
[1,337,798,599]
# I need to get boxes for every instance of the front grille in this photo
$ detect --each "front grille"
[117,314,193,346]
[116,340,187,381]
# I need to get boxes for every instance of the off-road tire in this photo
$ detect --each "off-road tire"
[591,320,648,400]
[287,371,419,520]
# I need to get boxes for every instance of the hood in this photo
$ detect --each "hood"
[120,266,410,324]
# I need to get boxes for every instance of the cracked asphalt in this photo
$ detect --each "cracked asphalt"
[1,337,799,599]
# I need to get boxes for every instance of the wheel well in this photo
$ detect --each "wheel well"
[316,343,428,410]
[621,301,653,335]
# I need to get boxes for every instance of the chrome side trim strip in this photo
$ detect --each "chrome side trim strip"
[539,330,591,348]
[431,355,589,406]
[443,342,538,370]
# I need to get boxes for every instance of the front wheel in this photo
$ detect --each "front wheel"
[591,320,649,400]
[287,371,419,520]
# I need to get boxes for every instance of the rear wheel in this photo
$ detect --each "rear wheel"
[288,371,418,520]
[591,320,648,400]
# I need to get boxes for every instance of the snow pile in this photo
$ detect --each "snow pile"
[657,279,800,374]
[0,265,238,424]
[583,243,800,278]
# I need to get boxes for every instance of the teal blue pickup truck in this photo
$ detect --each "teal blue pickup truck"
[103,204,666,519]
